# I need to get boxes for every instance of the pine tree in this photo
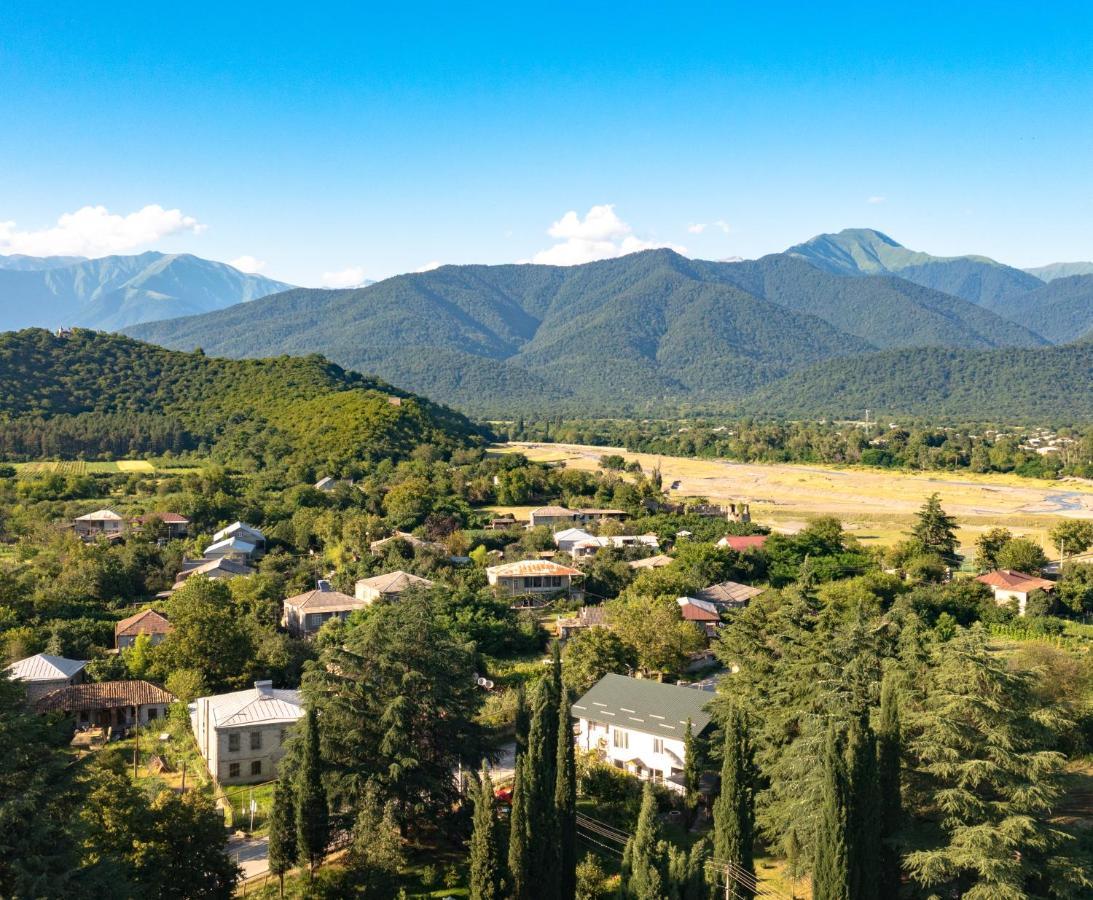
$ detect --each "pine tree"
[296,708,329,877]
[555,685,577,900]
[911,492,958,560]
[268,770,297,897]
[712,705,755,900]
[812,727,850,900]
[469,762,502,900]
[625,782,665,900]
[507,754,531,900]
[875,673,902,900]
[844,716,879,900]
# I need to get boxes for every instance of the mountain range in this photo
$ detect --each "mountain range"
[0,252,292,331]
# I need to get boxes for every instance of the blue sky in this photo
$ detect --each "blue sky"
[1,2,1091,285]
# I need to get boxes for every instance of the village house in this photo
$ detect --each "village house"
[354,570,435,604]
[716,534,769,553]
[570,534,661,559]
[73,508,125,540]
[692,579,764,610]
[486,559,583,604]
[528,506,629,529]
[976,569,1056,616]
[114,609,173,650]
[677,596,722,640]
[283,583,369,638]
[553,527,596,554]
[212,522,266,552]
[203,535,260,561]
[368,531,446,555]
[487,515,519,530]
[556,605,610,639]
[130,512,191,539]
[171,557,256,591]
[572,673,714,792]
[35,680,174,734]
[192,681,304,785]
[5,653,88,704]
[628,554,673,570]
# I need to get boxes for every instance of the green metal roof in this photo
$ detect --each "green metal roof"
[572,673,714,739]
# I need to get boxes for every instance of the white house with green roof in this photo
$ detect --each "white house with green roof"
[572,673,714,792]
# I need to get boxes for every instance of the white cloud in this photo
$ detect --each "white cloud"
[415,260,442,272]
[229,255,267,274]
[867,195,887,204]
[0,204,205,258]
[688,219,731,235]
[531,204,685,266]
[320,265,368,289]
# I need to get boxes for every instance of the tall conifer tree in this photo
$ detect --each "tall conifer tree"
[555,682,577,900]
[876,673,902,899]
[845,716,879,900]
[507,754,531,900]
[268,770,297,897]
[812,727,850,900]
[469,762,502,900]
[296,708,329,877]
[713,705,755,900]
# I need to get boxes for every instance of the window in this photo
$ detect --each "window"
[612,729,629,750]
[250,760,262,776]
[228,733,240,752]
[279,728,288,745]
[250,731,262,751]
[652,738,664,755]
[147,707,158,721]
[229,762,240,778]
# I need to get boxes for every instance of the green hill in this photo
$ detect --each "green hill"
[125,249,1042,415]
[0,329,483,466]
[787,228,1042,308]
[984,274,1093,344]
[743,344,1093,422]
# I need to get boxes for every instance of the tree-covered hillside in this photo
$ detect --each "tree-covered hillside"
[125,249,1042,415]
[985,273,1093,344]
[0,329,484,466]
[743,344,1093,422]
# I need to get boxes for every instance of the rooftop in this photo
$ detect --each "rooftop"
[35,679,174,714]
[976,569,1055,592]
[694,580,764,607]
[194,682,304,728]
[355,570,435,594]
[717,535,769,552]
[677,596,722,621]
[572,673,714,737]
[115,609,172,638]
[6,653,87,682]
[74,508,123,522]
[487,559,583,578]
[628,554,673,570]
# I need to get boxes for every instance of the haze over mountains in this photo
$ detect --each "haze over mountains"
[0,251,292,331]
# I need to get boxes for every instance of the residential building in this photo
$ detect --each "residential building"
[692,580,764,610]
[570,534,660,559]
[628,554,673,570]
[486,559,583,604]
[572,674,714,792]
[716,534,769,553]
[203,535,259,561]
[976,569,1056,616]
[368,531,445,554]
[283,584,369,637]
[74,508,125,540]
[191,681,304,785]
[35,680,173,732]
[354,570,435,604]
[114,609,173,650]
[171,557,255,590]
[528,506,577,528]
[557,605,610,639]
[5,653,88,704]
[212,522,266,551]
[130,512,191,539]
[677,596,722,640]
[553,527,596,554]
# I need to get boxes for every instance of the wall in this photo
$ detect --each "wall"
[576,717,687,792]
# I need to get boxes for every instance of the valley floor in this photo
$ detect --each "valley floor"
[498,441,1093,550]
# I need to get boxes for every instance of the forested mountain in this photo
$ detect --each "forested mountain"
[0,329,482,466]
[125,249,1042,414]
[985,274,1093,343]
[0,252,293,331]
[1025,261,1093,282]
[743,343,1093,422]
[788,228,1043,308]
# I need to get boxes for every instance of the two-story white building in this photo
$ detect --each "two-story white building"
[191,681,304,785]
[572,673,714,793]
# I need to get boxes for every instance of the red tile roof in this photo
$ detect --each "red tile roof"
[718,535,769,552]
[35,680,174,714]
[975,569,1054,592]
[115,609,172,639]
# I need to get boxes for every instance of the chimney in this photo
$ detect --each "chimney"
[255,680,274,698]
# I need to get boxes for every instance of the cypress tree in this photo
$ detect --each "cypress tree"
[812,727,850,900]
[876,673,902,900]
[555,684,577,900]
[526,675,561,896]
[268,770,297,897]
[296,708,329,877]
[712,705,755,900]
[514,683,531,760]
[507,754,531,900]
[625,782,665,900]
[469,762,502,900]
[845,716,879,900]
[682,718,699,811]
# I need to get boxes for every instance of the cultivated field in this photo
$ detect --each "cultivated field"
[13,459,191,476]
[498,442,1093,551]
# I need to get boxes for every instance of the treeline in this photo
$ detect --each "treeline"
[505,418,1093,478]
[0,412,197,459]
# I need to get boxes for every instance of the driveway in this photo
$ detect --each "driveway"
[227,834,269,880]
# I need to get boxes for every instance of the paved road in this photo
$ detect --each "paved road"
[227,834,269,880]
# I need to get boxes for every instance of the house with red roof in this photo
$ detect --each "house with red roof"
[975,569,1055,616]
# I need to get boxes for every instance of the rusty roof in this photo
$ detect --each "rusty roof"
[976,569,1055,592]
[487,559,583,578]
[35,679,174,714]
[115,609,173,638]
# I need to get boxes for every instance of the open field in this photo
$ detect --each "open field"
[497,442,1093,550]
[12,459,201,476]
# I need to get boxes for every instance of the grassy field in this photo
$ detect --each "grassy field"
[496,441,1093,551]
[12,459,204,476]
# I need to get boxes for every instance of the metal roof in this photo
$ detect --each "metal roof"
[6,653,87,682]
[677,596,721,620]
[74,508,123,521]
[285,588,367,610]
[572,674,714,737]
[694,580,764,606]
[487,559,583,578]
[355,570,434,594]
[204,536,258,556]
[212,521,265,543]
[628,554,673,570]
[196,684,304,728]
